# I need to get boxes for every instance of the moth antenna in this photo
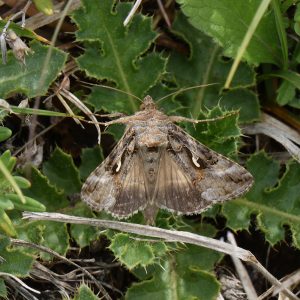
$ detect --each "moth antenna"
[78,80,142,102]
[156,83,219,104]
[201,110,240,123]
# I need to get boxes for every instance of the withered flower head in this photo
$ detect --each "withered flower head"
[6,29,32,65]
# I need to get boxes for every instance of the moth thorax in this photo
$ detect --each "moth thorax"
[140,95,157,110]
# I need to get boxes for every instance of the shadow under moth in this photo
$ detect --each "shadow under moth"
[81,96,253,224]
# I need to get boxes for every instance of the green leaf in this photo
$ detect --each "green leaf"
[79,146,103,180]
[0,236,33,276]
[0,279,7,298]
[0,150,30,205]
[263,70,300,88]
[33,0,54,15]
[72,0,167,113]
[261,70,300,105]
[224,152,300,247]
[68,204,99,248]
[0,209,17,236]
[4,194,46,212]
[220,89,260,123]
[0,41,67,98]
[74,283,100,300]
[261,70,300,106]
[0,197,14,210]
[176,0,282,65]
[167,13,259,122]
[126,255,220,300]
[0,127,12,142]
[0,22,36,39]
[109,233,165,269]
[16,221,44,246]
[25,167,69,211]
[0,151,16,176]
[294,3,300,36]
[12,176,31,189]
[276,80,295,105]
[43,147,81,195]
[187,106,241,157]
[272,0,288,68]
[40,221,69,258]
[112,222,222,299]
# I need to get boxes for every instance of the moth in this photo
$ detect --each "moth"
[81,96,253,224]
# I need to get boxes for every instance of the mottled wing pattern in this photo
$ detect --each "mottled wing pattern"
[156,150,211,213]
[81,130,148,218]
[155,124,253,214]
[81,160,118,212]
[108,152,147,217]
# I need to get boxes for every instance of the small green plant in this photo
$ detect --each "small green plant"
[0,0,299,299]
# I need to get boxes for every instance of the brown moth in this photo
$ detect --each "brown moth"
[81,96,253,224]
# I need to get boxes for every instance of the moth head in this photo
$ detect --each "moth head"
[140,95,157,110]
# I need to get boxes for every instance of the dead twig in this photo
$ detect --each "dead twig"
[227,231,257,300]
[242,113,300,163]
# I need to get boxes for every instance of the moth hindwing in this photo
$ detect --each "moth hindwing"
[81,95,253,224]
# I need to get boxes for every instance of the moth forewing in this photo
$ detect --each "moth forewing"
[81,95,254,224]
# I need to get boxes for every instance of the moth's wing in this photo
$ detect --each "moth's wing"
[81,129,133,213]
[155,124,253,214]
[156,150,208,213]
[108,151,148,218]
[81,131,147,218]
[81,161,118,212]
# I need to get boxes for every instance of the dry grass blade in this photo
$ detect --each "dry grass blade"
[24,0,81,30]
[0,272,40,300]
[227,231,258,300]
[56,91,83,127]
[30,262,73,298]
[11,238,112,300]
[59,88,101,144]
[156,0,171,28]
[272,269,300,297]
[22,212,255,260]
[258,269,300,299]
[242,113,300,162]
[123,0,143,26]
[21,212,299,300]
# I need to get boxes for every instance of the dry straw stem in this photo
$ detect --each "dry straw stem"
[11,238,111,300]
[123,0,143,26]
[224,0,272,88]
[24,0,81,30]
[59,87,101,144]
[227,231,257,300]
[22,212,299,300]
[257,269,300,300]
[2,0,31,31]
[0,271,40,297]
[272,269,300,297]
[242,113,300,163]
